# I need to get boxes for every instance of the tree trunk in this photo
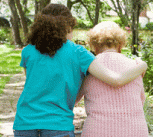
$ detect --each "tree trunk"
[67,0,80,10]
[8,0,23,47]
[40,0,51,11]
[131,0,142,56]
[94,0,100,26]
[35,0,51,14]
[131,0,138,56]
[67,0,73,10]
[15,0,28,39]
[80,0,94,24]
[110,0,129,27]
[35,0,39,15]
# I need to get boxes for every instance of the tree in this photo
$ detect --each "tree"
[109,0,131,26]
[22,0,28,13]
[73,0,111,26]
[67,0,80,10]
[94,0,100,25]
[109,0,151,55]
[35,0,51,14]
[8,0,23,46]
[131,0,151,55]
[15,0,28,38]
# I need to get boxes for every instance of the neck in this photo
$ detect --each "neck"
[102,49,118,53]
[95,47,118,55]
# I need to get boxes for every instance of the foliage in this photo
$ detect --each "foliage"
[0,28,11,42]
[75,19,93,29]
[143,93,153,132]
[122,31,153,96]
[73,0,111,25]
[141,42,153,95]
[146,22,153,31]
[135,31,153,95]
[108,0,151,27]
[114,18,125,27]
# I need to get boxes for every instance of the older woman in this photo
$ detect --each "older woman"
[76,21,148,137]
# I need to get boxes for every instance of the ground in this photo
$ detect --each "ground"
[0,72,153,137]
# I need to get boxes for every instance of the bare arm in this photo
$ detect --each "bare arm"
[88,59,147,87]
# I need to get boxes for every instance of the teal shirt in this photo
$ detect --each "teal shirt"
[13,40,95,131]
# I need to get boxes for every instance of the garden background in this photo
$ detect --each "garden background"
[0,0,153,136]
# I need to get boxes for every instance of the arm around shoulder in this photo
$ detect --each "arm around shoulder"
[88,59,147,87]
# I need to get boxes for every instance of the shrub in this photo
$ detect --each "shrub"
[0,28,11,42]
[140,34,153,95]
[146,22,153,31]
[114,18,124,27]
[143,94,153,133]
[75,19,93,29]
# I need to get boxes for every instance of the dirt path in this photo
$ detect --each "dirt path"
[0,72,25,137]
[0,72,86,137]
[0,72,153,137]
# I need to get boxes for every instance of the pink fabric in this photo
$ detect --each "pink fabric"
[80,52,148,137]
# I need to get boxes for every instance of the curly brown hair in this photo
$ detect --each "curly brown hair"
[26,4,77,56]
[87,21,126,51]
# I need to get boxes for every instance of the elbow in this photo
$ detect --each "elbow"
[115,80,123,87]
[113,77,123,87]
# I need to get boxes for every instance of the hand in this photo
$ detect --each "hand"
[141,71,146,78]
[135,58,147,77]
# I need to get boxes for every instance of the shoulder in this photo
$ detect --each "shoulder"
[21,44,37,59]
[22,44,34,53]
[64,40,85,50]
[63,40,94,57]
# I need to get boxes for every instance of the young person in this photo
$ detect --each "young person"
[76,21,148,137]
[13,4,147,137]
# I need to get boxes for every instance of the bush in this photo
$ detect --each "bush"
[75,19,93,29]
[0,28,11,42]
[143,94,153,133]
[114,18,124,27]
[146,22,153,31]
[140,33,153,95]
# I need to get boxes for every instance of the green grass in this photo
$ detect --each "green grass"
[0,44,23,94]
[102,16,120,22]
[73,29,89,41]
[0,76,11,94]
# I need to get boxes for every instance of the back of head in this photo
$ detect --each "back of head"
[27,4,76,57]
[87,21,126,50]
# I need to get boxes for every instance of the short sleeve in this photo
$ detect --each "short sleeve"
[20,47,27,68]
[76,45,96,76]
